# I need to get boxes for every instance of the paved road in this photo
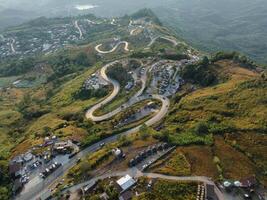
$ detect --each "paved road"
[85,61,163,122]
[16,60,169,200]
[95,41,129,54]
[148,36,179,47]
[10,38,16,53]
[74,20,83,39]
[85,61,120,121]
[63,169,224,200]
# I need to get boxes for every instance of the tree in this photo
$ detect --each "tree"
[0,187,9,200]
[75,52,90,66]
[118,135,132,147]
[43,126,52,136]
[194,122,209,135]
[139,124,150,140]
[201,56,209,67]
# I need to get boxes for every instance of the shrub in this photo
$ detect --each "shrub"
[194,122,209,135]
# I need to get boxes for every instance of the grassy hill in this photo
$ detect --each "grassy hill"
[159,59,267,185]
[0,10,266,198]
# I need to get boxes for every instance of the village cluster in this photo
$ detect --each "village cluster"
[0,17,107,59]
[8,136,80,194]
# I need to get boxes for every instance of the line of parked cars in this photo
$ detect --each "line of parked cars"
[39,162,62,179]
[129,143,169,167]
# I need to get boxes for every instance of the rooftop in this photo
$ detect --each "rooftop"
[116,174,136,191]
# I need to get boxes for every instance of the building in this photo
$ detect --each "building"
[113,148,124,158]
[125,82,134,90]
[54,140,73,154]
[23,152,33,162]
[116,175,136,192]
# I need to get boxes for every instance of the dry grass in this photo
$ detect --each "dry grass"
[225,132,267,186]
[214,136,257,180]
[153,150,191,176]
[0,110,22,126]
[178,146,219,179]
[26,113,66,136]
[55,125,87,141]
[185,60,259,101]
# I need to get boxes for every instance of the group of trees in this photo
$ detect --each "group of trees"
[0,160,11,200]
[160,52,190,61]
[73,86,109,100]
[48,51,95,82]
[180,56,217,86]
[106,64,132,87]
[17,93,49,120]
[211,51,257,70]
[0,57,36,76]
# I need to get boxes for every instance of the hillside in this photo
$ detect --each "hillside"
[161,59,267,185]
[0,10,266,200]
[155,0,267,64]
[1,0,267,64]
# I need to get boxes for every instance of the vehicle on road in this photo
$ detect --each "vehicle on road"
[99,143,105,148]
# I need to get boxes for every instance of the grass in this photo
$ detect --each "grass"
[214,136,257,180]
[26,113,66,137]
[152,151,191,176]
[0,76,20,88]
[161,60,266,184]
[0,128,13,159]
[0,110,22,126]
[94,83,142,116]
[50,64,101,108]
[179,146,219,179]
[54,125,87,141]
[150,146,219,179]
[165,60,266,136]
[224,132,267,185]
[135,178,197,200]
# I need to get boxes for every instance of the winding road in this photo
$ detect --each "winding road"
[10,38,16,53]
[85,60,168,122]
[74,20,83,39]
[16,58,169,200]
[148,36,179,47]
[15,55,224,200]
[95,41,129,54]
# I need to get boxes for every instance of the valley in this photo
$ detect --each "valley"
[0,9,266,200]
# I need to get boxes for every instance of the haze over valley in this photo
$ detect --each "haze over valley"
[1,0,267,63]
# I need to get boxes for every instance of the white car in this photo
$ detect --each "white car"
[142,164,148,170]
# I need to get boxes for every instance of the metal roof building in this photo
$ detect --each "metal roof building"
[116,174,136,191]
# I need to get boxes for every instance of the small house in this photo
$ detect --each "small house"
[116,175,136,192]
